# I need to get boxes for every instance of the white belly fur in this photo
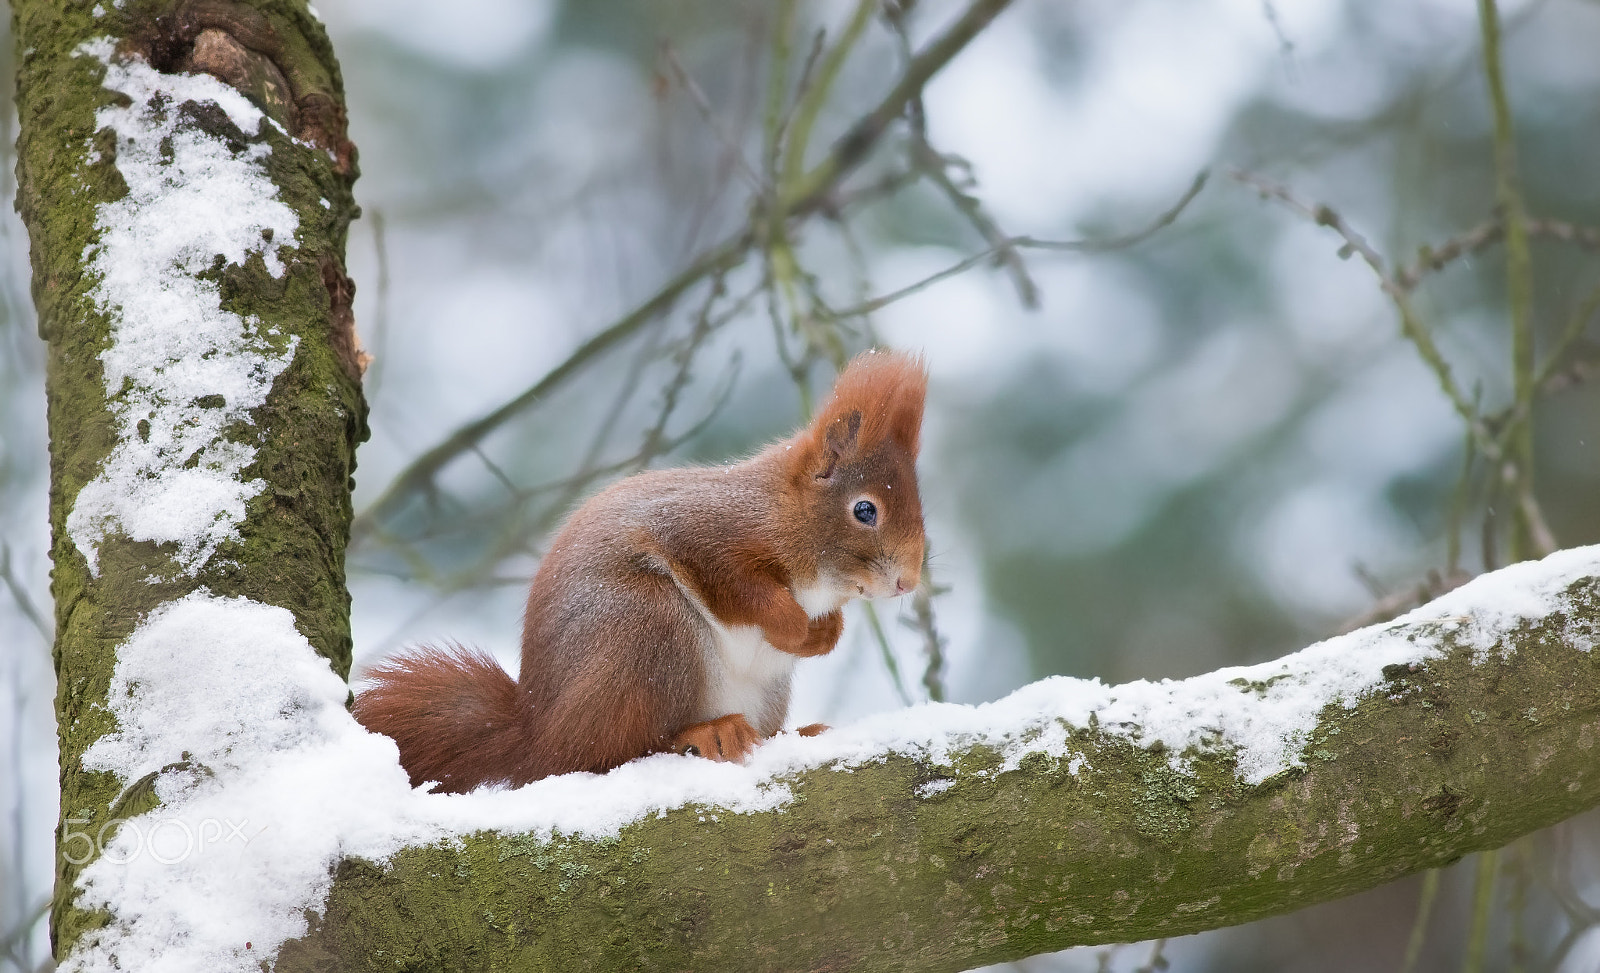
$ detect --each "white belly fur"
[652,558,800,733]
[697,618,796,733]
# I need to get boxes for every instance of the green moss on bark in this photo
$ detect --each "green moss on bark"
[12,0,364,960]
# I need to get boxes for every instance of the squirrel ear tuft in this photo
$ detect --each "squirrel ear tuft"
[816,410,861,479]
[813,349,927,457]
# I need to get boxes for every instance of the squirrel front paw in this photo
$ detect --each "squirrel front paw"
[671,714,763,763]
[787,609,844,658]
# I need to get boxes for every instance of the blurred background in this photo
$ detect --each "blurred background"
[6,0,1600,969]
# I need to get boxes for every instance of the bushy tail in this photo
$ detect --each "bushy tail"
[353,644,534,793]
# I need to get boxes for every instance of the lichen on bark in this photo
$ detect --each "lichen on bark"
[12,0,364,960]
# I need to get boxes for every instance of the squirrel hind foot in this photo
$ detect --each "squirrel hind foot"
[670,714,763,763]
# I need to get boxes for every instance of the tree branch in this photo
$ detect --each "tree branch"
[277,548,1600,972]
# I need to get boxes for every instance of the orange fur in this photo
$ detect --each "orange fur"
[354,349,928,792]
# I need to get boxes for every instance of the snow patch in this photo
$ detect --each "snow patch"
[65,547,1600,972]
[66,40,300,577]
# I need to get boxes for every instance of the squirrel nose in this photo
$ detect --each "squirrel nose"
[895,576,910,594]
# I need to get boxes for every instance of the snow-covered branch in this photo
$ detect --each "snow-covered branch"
[81,549,1600,972]
[279,550,1600,971]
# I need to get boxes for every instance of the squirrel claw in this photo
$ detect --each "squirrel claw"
[670,714,762,763]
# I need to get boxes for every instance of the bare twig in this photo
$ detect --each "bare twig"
[1394,217,1600,292]
[1132,939,1170,973]
[1231,170,1491,452]
[910,579,948,703]
[1464,849,1499,973]
[1260,1,1296,59]
[1394,218,1502,291]
[1527,216,1600,251]
[861,602,914,706]
[363,209,392,398]
[780,0,877,187]
[1479,0,1538,563]
[0,543,49,643]
[834,170,1209,319]
[1337,569,1474,634]
[890,9,1039,309]
[659,43,767,194]
[909,137,1040,309]
[0,897,48,972]
[761,0,800,184]
[355,376,739,598]
[1536,279,1600,391]
[1399,869,1441,973]
[636,280,760,466]
[1516,485,1559,558]
[779,0,1017,211]
[1446,421,1478,576]
[352,234,754,538]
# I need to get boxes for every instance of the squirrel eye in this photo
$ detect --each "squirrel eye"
[853,500,878,526]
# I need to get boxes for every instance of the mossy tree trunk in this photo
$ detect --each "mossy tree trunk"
[13,0,364,960]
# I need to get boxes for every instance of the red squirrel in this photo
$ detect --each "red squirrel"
[354,349,927,793]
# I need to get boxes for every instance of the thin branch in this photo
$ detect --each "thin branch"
[909,575,949,703]
[1399,869,1440,973]
[833,171,1209,319]
[1479,0,1537,563]
[659,43,767,194]
[861,602,914,706]
[1337,569,1474,634]
[1394,218,1502,292]
[1230,170,1490,452]
[1526,216,1600,251]
[761,0,800,187]
[0,897,48,971]
[561,312,676,496]
[779,0,1017,212]
[352,234,754,539]
[779,0,877,187]
[1464,849,1499,973]
[1260,1,1296,60]
[890,7,1039,309]
[636,280,761,468]
[1132,940,1170,973]
[363,208,392,398]
[1517,488,1559,559]
[1446,422,1479,576]
[1536,279,1600,391]
[1394,217,1600,292]
[0,542,50,643]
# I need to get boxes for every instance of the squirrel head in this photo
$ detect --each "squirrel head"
[779,349,927,608]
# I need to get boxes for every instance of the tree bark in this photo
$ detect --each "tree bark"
[275,559,1600,972]
[13,0,363,960]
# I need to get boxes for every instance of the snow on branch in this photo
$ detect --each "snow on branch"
[67,546,1600,973]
